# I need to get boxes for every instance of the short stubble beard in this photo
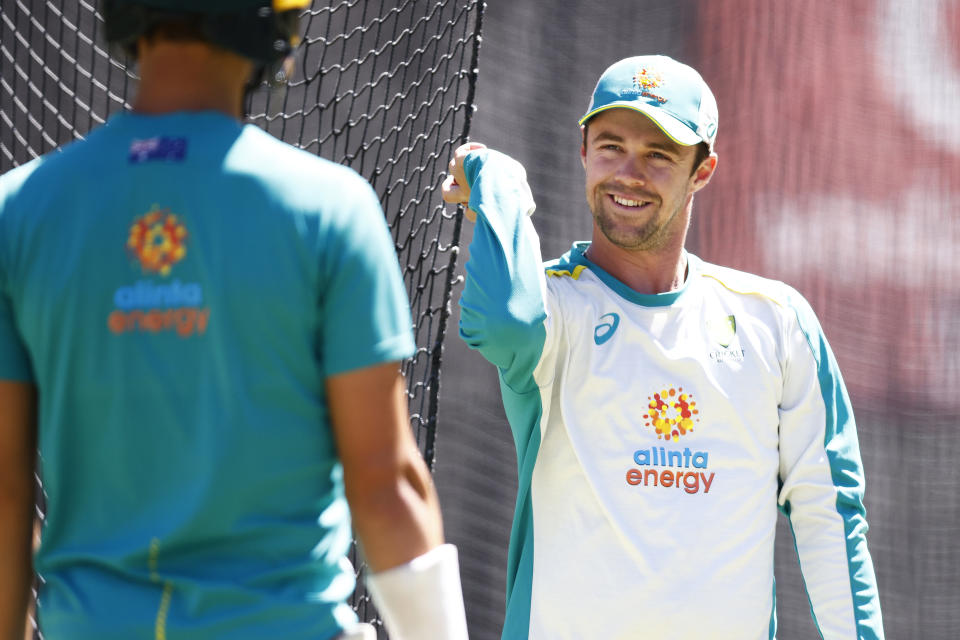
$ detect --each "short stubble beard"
[588,184,685,252]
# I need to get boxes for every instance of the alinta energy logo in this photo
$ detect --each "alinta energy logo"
[645,386,699,441]
[128,206,187,276]
[624,385,715,495]
[107,205,209,338]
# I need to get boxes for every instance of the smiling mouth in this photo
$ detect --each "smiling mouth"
[610,194,652,209]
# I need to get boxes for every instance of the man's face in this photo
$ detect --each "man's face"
[580,108,713,252]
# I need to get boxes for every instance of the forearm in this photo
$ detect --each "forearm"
[0,487,34,640]
[778,292,884,638]
[0,381,36,640]
[352,450,468,640]
[328,361,467,638]
[458,149,547,372]
[327,363,445,570]
[783,425,883,638]
[346,447,444,572]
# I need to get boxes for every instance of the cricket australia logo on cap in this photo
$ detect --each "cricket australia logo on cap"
[624,384,716,495]
[107,205,210,338]
[632,67,667,104]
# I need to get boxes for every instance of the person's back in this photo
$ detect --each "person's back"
[0,2,468,639]
[2,110,396,637]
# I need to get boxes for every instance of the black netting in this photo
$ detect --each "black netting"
[1,1,483,638]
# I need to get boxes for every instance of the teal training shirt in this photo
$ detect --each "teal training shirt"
[0,111,416,639]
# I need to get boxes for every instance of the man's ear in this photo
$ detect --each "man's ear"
[691,153,718,192]
[580,125,588,168]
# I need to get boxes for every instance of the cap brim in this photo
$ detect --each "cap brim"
[578,103,703,147]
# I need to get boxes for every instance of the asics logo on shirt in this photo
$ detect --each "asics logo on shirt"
[594,312,620,345]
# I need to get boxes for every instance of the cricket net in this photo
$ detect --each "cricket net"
[0,1,484,637]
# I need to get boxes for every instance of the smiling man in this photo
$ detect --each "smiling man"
[442,55,884,640]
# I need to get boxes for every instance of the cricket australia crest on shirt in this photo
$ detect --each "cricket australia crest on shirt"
[107,205,210,338]
[706,313,744,363]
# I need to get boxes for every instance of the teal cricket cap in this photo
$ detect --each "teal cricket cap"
[579,55,719,151]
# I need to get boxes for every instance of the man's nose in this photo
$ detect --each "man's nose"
[616,154,647,185]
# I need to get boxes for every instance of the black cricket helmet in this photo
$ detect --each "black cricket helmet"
[102,0,311,83]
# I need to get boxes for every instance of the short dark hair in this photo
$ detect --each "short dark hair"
[141,16,208,49]
[690,142,711,176]
[581,122,711,176]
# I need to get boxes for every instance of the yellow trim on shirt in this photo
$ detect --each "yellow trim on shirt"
[149,538,173,640]
[155,583,173,640]
[546,264,586,280]
[700,273,785,307]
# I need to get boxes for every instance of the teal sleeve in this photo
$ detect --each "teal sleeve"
[785,290,885,639]
[320,178,415,376]
[0,290,33,382]
[458,149,547,392]
[0,170,34,382]
[458,150,549,639]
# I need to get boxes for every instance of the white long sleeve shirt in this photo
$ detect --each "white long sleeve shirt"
[457,149,884,640]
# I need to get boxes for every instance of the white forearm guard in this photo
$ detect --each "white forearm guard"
[365,543,469,640]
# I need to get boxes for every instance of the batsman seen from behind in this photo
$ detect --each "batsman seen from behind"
[0,1,468,639]
[443,54,884,639]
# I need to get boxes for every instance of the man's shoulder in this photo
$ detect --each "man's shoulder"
[0,157,43,201]
[694,257,806,309]
[236,125,365,185]
[234,125,372,202]
[0,140,83,212]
